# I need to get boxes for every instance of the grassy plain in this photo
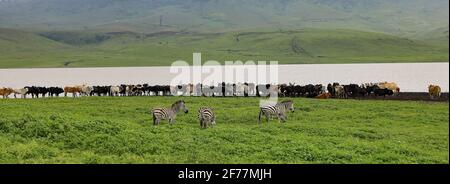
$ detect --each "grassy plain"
[0,97,448,163]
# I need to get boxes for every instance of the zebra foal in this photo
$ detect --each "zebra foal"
[198,107,216,129]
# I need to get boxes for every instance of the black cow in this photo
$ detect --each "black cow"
[280,83,297,97]
[343,84,357,98]
[221,82,226,97]
[38,87,48,97]
[357,86,368,97]
[132,84,144,96]
[49,87,64,97]
[150,85,170,96]
[327,83,334,97]
[142,84,152,96]
[150,85,161,96]
[365,84,378,96]
[162,85,171,96]
[374,87,394,97]
[91,86,110,96]
[304,84,316,98]
[286,83,296,97]
[25,86,39,98]
[119,84,127,96]
[293,85,306,97]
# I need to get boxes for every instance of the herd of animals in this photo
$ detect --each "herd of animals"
[0,82,443,128]
[150,99,295,128]
[150,83,441,128]
[0,82,443,99]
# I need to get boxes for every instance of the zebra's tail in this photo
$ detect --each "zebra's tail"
[152,111,159,125]
[150,109,156,125]
[258,109,262,124]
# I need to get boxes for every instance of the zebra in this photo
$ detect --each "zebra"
[258,100,295,124]
[198,107,216,129]
[151,100,189,125]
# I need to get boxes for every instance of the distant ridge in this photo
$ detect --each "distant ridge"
[0,0,448,38]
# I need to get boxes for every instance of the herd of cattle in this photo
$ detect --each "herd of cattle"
[0,82,443,99]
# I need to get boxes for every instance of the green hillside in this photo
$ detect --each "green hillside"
[0,0,448,68]
[0,28,448,68]
[0,28,74,67]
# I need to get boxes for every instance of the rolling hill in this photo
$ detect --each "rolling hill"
[0,27,447,68]
[0,0,448,68]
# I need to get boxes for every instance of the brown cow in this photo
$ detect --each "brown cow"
[0,88,14,98]
[64,86,82,97]
[428,85,441,99]
[378,82,400,93]
[187,83,194,96]
[316,92,331,99]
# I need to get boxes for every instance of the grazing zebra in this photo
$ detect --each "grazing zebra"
[258,100,295,124]
[198,107,216,129]
[151,100,189,125]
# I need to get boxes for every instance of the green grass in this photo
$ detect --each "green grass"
[0,28,448,68]
[0,96,448,164]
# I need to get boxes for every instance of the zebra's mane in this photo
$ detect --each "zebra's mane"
[279,100,293,108]
[171,100,185,110]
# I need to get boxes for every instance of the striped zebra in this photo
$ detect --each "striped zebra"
[151,100,189,125]
[198,107,216,129]
[258,100,295,124]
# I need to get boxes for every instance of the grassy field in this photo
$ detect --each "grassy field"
[0,97,448,164]
[0,28,448,68]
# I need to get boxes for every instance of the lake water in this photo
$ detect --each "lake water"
[0,63,448,92]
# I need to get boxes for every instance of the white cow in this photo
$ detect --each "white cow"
[110,86,121,96]
[80,85,93,96]
[235,83,246,96]
[13,88,28,98]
